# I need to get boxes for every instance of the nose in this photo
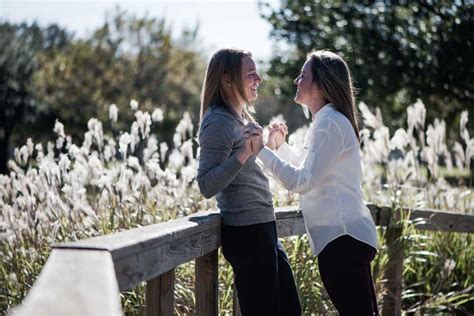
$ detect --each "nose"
[256,73,262,83]
[293,76,299,85]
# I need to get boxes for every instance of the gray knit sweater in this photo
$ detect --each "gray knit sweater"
[197,105,275,226]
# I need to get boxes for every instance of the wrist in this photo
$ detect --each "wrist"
[256,143,264,154]
[275,141,286,150]
[237,149,252,164]
[266,142,275,150]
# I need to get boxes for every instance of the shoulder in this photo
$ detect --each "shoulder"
[199,107,239,140]
[201,107,236,130]
[317,107,351,136]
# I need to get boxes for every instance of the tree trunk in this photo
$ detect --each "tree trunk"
[0,127,10,174]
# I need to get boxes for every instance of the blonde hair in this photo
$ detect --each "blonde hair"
[200,48,255,122]
[307,50,360,141]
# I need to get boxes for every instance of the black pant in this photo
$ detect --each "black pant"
[318,235,379,316]
[221,221,302,316]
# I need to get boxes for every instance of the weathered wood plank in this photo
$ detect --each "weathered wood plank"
[381,227,403,316]
[54,206,473,292]
[368,204,388,226]
[409,208,474,232]
[275,206,306,237]
[13,249,121,316]
[367,204,474,232]
[58,210,222,259]
[145,269,174,316]
[113,220,220,291]
[57,211,221,291]
[195,250,218,316]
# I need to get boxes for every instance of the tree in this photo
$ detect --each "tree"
[34,10,205,145]
[1,12,205,174]
[259,0,474,134]
[0,23,70,174]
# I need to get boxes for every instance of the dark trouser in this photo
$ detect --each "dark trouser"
[221,221,302,316]
[318,235,379,316]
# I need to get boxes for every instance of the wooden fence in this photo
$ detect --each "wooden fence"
[12,205,474,316]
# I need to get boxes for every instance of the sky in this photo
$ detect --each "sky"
[0,0,281,62]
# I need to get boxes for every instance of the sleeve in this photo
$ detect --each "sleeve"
[258,118,344,194]
[276,142,308,167]
[197,115,244,199]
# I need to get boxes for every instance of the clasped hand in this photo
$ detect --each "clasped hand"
[242,121,288,157]
[266,121,288,150]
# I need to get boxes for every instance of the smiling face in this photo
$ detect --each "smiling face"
[241,55,261,102]
[293,60,317,106]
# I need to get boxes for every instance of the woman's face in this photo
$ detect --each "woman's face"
[241,56,261,102]
[294,60,317,105]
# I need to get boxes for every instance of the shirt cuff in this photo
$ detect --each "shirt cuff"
[276,142,293,162]
[257,146,277,167]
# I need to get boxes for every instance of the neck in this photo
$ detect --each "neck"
[308,98,328,117]
[228,92,246,117]
[230,102,245,118]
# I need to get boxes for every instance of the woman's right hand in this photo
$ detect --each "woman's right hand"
[267,122,288,150]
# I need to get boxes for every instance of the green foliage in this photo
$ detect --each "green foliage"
[258,0,474,135]
[402,230,474,314]
[34,9,205,145]
[1,99,472,314]
[0,22,70,173]
[0,10,205,174]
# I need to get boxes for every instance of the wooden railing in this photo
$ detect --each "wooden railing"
[12,205,474,316]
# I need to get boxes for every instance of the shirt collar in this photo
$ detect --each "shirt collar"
[312,103,336,122]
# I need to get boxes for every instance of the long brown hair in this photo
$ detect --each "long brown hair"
[307,50,360,141]
[200,48,255,123]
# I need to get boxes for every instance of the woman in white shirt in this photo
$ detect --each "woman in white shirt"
[252,50,379,315]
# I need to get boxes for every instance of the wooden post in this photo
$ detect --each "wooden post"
[195,250,218,316]
[145,269,175,316]
[233,284,241,316]
[382,226,403,316]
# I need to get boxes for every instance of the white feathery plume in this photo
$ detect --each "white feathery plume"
[130,99,139,111]
[109,104,118,122]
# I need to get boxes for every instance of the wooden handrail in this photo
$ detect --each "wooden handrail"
[12,205,474,316]
[11,249,121,315]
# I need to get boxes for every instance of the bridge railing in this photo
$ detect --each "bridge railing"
[12,205,474,316]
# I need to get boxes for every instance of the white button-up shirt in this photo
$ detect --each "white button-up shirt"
[258,104,378,255]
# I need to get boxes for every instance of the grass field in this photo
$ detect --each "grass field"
[1,100,472,314]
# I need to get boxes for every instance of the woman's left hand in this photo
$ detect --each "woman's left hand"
[243,123,264,155]
[244,123,263,155]
[250,134,264,155]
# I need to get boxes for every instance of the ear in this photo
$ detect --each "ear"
[312,82,321,96]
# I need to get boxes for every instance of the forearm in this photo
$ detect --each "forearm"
[277,142,307,165]
[197,153,243,198]
[258,147,313,194]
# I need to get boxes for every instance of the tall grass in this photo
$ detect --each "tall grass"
[1,99,472,315]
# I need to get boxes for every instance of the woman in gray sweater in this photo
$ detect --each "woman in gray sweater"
[197,48,301,316]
